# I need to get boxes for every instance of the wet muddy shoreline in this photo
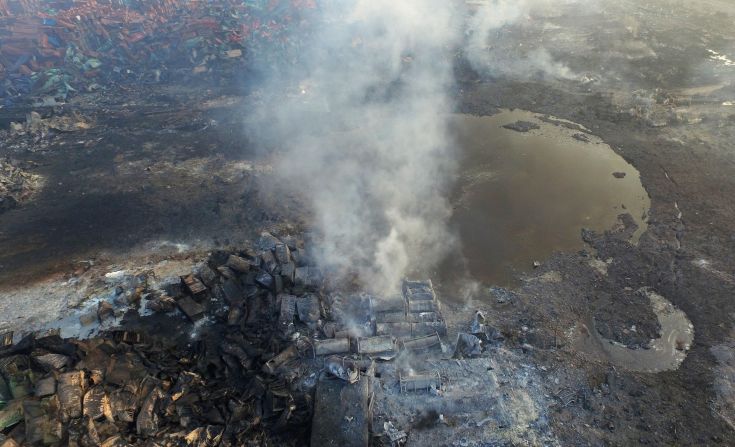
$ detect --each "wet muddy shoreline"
[442,110,650,287]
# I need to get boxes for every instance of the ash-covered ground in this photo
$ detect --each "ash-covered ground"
[1,0,735,446]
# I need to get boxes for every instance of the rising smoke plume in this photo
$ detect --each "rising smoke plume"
[248,0,578,295]
[465,0,577,80]
[249,1,462,294]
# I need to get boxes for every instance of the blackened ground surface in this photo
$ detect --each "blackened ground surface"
[456,50,735,447]
[1,0,735,444]
[0,84,302,287]
[450,0,735,443]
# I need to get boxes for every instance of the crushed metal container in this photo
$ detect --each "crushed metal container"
[260,250,278,274]
[399,370,442,393]
[406,311,440,323]
[57,371,84,420]
[33,353,70,371]
[370,295,405,313]
[181,274,207,295]
[356,336,395,355]
[23,399,62,445]
[0,356,32,399]
[296,295,320,324]
[277,294,297,331]
[295,266,322,288]
[177,296,205,321]
[402,279,436,301]
[281,262,296,283]
[255,271,274,289]
[263,345,299,375]
[0,400,23,431]
[34,376,56,398]
[412,321,447,336]
[137,387,163,437]
[375,323,412,337]
[225,254,251,273]
[374,311,407,324]
[274,243,291,264]
[407,299,438,313]
[400,333,441,352]
[83,386,110,420]
[313,338,350,356]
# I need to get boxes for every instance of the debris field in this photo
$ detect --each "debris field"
[0,231,554,446]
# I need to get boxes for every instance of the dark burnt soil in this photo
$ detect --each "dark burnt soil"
[0,53,732,446]
[457,75,735,444]
[0,78,731,444]
[0,83,300,286]
[592,288,661,349]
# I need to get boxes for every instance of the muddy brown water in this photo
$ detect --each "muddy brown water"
[441,110,650,288]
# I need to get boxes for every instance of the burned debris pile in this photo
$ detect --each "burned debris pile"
[0,0,315,105]
[0,234,322,445]
[0,229,467,446]
[0,226,553,446]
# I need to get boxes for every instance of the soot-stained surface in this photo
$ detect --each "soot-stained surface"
[0,88,291,287]
[1,0,735,445]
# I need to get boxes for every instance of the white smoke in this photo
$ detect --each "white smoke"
[250,1,461,294]
[465,0,577,80]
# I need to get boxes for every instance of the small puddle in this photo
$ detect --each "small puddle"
[571,289,694,372]
[442,110,650,286]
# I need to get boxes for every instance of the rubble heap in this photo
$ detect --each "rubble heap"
[0,229,552,446]
[0,232,324,445]
[0,0,315,105]
[0,229,451,446]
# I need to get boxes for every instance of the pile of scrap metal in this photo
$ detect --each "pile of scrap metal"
[308,280,448,447]
[0,229,458,446]
[305,280,446,383]
[0,230,329,446]
[326,280,448,343]
[0,0,316,105]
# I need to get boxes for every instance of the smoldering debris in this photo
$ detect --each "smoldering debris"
[0,228,557,446]
[248,0,461,296]
[0,233,326,446]
[453,333,483,359]
[324,356,360,384]
[398,371,443,394]
[463,0,578,81]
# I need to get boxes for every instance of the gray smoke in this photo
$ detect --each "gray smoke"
[465,0,577,80]
[250,1,462,294]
